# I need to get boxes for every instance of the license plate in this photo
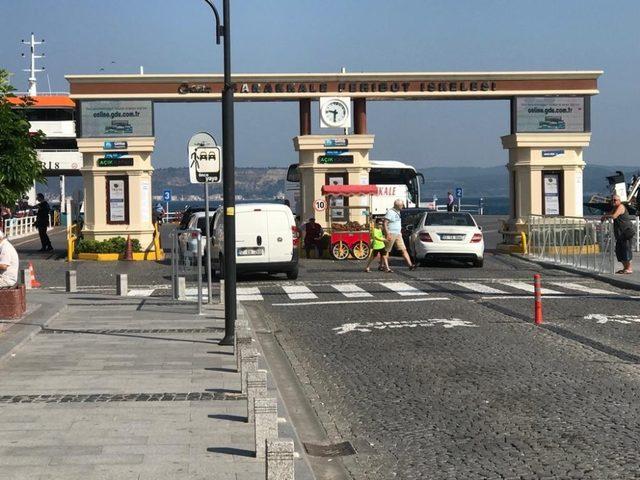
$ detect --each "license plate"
[238,248,263,256]
[440,234,463,241]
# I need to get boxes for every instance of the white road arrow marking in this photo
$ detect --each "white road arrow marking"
[584,314,640,324]
[332,318,477,334]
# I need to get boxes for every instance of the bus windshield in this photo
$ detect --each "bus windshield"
[369,167,420,205]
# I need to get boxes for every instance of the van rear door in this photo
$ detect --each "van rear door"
[236,209,269,263]
[267,209,293,263]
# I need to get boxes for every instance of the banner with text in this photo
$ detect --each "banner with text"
[516,97,585,133]
[80,100,153,137]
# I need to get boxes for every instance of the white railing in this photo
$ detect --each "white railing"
[3,216,39,239]
[527,215,618,274]
[432,202,485,215]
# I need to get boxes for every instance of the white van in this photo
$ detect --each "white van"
[211,203,300,279]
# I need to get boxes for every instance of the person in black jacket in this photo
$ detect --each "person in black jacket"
[35,193,53,252]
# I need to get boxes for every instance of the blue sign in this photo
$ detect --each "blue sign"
[542,150,565,158]
[323,138,348,148]
[163,190,172,202]
[455,187,463,199]
[324,149,350,156]
[104,152,127,159]
[104,141,128,150]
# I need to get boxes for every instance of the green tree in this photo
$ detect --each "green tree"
[0,69,44,207]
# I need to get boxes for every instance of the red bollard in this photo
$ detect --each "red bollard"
[534,273,543,325]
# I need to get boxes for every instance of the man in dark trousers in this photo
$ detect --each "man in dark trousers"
[35,193,53,252]
[303,217,324,258]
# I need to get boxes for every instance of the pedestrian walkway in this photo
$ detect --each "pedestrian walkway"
[0,291,312,480]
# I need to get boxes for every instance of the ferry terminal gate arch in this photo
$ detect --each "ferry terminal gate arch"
[66,70,601,249]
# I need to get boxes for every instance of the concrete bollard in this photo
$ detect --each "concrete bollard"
[219,279,225,305]
[235,329,252,371]
[177,276,186,300]
[19,268,31,290]
[116,274,127,296]
[254,397,278,459]
[247,369,268,423]
[65,270,77,293]
[240,347,259,396]
[266,438,295,480]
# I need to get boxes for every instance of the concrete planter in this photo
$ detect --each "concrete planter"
[76,251,164,261]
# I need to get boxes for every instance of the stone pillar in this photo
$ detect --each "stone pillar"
[247,369,268,423]
[353,98,367,134]
[299,99,311,136]
[240,347,258,396]
[176,277,186,300]
[266,438,295,480]
[501,132,592,226]
[19,269,31,290]
[76,137,156,252]
[293,134,375,229]
[235,329,252,371]
[254,397,278,459]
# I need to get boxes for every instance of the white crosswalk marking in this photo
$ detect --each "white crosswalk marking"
[451,282,506,294]
[549,282,617,296]
[334,284,373,298]
[237,287,264,301]
[380,282,428,296]
[499,281,562,295]
[127,289,155,297]
[282,285,317,300]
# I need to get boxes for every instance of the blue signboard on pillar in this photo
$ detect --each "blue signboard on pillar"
[455,187,463,199]
[163,190,172,202]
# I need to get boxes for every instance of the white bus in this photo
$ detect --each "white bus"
[285,160,424,217]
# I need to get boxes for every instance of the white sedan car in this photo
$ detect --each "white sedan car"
[408,212,484,267]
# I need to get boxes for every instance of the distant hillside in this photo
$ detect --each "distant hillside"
[38,164,640,201]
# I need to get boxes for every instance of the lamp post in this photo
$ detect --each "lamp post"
[203,0,236,346]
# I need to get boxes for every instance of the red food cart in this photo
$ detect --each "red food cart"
[321,184,378,260]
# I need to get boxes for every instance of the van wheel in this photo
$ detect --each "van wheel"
[286,266,299,280]
[473,258,484,268]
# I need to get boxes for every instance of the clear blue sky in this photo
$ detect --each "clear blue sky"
[2,0,639,169]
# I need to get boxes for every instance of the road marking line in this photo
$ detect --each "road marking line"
[379,282,428,296]
[272,297,448,307]
[282,285,317,300]
[127,289,155,297]
[451,282,506,294]
[479,294,632,300]
[333,317,476,334]
[334,284,373,298]
[550,282,617,295]
[498,280,562,295]
[237,287,263,301]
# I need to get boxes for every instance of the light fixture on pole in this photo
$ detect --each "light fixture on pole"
[202,0,236,346]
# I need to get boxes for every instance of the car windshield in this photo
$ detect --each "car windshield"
[424,213,475,227]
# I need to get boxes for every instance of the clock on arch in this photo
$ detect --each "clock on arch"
[319,97,351,129]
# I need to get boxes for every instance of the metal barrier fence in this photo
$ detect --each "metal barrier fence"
[4,215,39,239]
[527,215,618,274]
[170,228,204,314]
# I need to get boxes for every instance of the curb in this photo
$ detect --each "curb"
[0,292,66,363]
[242,303,351,480]
[512,253,640,292]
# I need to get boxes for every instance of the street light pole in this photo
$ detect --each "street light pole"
[203,0,236,346]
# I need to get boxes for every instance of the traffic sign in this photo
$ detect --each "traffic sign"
[163,190,172,202]
[314,198,327,212]
[188,132,222,184]
[455,187,463,199]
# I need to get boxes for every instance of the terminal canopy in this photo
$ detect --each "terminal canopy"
[321,184,378,197]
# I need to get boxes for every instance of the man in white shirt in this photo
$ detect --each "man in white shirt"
[383,199,416,271]
[0,230,19,287]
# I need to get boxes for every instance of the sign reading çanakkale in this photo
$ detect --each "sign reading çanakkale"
[80,101,153,138]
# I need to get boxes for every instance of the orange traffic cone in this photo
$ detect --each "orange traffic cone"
[28,261,41,288]
[124,235,133,261]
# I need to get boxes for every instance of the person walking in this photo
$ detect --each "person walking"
[0,230,19,287]
[602,194,634,274]
[447,191,455,212]
[303,217,324,258]
[365,218,389,272]
[35,193,53,252]
[383,199,417,271]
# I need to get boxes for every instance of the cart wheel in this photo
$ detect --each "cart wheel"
[351,241,370,260]
[331,242,350,260]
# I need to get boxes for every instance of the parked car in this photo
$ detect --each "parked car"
[177,211,217,259]
[408,212,484,267]
[211,203,299,279]
[178,206,206,231]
